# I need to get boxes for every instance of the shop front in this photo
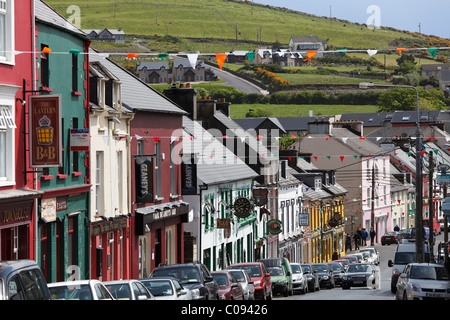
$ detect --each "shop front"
[0,190,41,261]
[134,201,189,278]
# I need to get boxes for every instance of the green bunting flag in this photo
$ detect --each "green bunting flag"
[427,48,438,58]
[158,53,169,61]
[246,52,256,63]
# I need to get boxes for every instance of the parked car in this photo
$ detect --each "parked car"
[327,262,346,286]
[300,264,320,292]
[150,262,218,300]
[342,263,378,290]
[260,258,293,297]
[359,247,380,265]
[381,232,399,245]
[228,262,272,300]
[350,253,365,263]
[48,280,114,300]
[0,260,50,300]
[211,271,244,300]
[439,218,450,231]
[104,280,154,300]
[395,263,450,300]
[290,263,308,294]
[228,269,254,300]
[332,259,349,270]
[140,278,191,300]
[311,263,335,289]
[341,255,358,264]
[388,239,431,293]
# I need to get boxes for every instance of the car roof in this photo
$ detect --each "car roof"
[0,260,41,278]
[47,280,99,287]
[103,280,139,285]
[229,262,262,266]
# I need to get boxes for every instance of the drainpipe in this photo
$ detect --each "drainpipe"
[31,0,38,262]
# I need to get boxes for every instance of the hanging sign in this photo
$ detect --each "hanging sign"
[29,94,62,167]
[253,189,268,206]
[135,155,154,203]
[70,128,90,151]
[181,155,197,195]
[267,219,282,235]
[298,212,309,226]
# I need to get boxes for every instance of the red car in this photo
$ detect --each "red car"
[211,271,244,300]
[228,262,272,300]
[423,218,441,236]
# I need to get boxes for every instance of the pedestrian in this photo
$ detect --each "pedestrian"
[370,227,376,246]
[353,232,361,251]
[394,225,400,232]
[345,233,352,252]
[362,228,368,246]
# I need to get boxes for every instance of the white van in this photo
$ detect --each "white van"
[387,239,430,293]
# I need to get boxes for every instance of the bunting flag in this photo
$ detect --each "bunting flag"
[69,49,80,55]
[215,53,227,70]
[187,53,198,67]
[158,53,169,61]
[41,47,52,53]
[127,53,139,60]
[340,156,345,162]
[397,48,408,54]
[304,51,317,61]
[153,137,160,143]
[246,51,256,63]
[427,48,438,58]
[367,49,378,57]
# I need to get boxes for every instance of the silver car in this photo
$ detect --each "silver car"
[48,280,114,300]
[290,263,308,294]
[228,269,255,300]
[395,263,450,300]
[360,247,380,265]
[140,278,192,300]
[104,279,154,300]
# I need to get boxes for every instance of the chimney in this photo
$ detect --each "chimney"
[216,98,230,117]
[307,117,330,135]
[196,96,216,121]
[163,83,198,119]
[279,160,287,179]
[279,149,297,168]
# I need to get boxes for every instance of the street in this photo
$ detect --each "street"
[275,232,447,300]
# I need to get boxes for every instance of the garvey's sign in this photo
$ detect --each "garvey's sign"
[135,156,154,203]
[29,95,62,167]
[181,155,197,195]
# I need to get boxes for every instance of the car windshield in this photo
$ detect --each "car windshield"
[347,264,371,273]
[328,263,342,271]
[228,270,245,282]
[152,266,201,284]
[212,274,230,287]
[268,266,284,276]
[49,284,93,300]
[360,248,375,255]
[410,266,450,280]
[106,284,132,300]
[301,265,311,273]
[141,280,174,297]
[229,265,262,277]
[312,264,328,273]
[290,264,302,274]
[394,252,416,265]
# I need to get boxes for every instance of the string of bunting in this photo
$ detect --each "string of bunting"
[12,45,450,70]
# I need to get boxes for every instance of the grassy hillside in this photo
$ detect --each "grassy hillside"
[46,0,418,50]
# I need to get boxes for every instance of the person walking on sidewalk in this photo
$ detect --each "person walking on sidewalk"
[353,232,361,251]
[370,227,376,246]
[345,233,352,252]
[362,228,368,246]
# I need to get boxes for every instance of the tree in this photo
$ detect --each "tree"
[395,54,416,75]
[245,107,272,118]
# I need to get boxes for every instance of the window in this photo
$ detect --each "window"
[0,105,15,185]
[117,151,123,213]
[95,151,104,215]
[40,44,50,88]
[169,141,176,196]
[155,141,161,199]
[0,0,14,64]
[72,53,78,93]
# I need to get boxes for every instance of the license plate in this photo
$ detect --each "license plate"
[426,293,443,298]
[354,281,363,284]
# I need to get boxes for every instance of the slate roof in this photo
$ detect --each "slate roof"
[89,49,187,115]
[233,117,286,133]
[339,112,394,127]
[277,117,330,132]
[182,116,258,185]
[137,61,169,71]
[331,128,386,156]
[35,0,86,37]
[390,110,450,124]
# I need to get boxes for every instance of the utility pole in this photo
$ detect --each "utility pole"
[428,151,434,260]
[371,158,376,231]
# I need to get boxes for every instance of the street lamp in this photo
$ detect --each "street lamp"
[359,82,424,262]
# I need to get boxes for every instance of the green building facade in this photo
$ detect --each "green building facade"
[35,1,90,283]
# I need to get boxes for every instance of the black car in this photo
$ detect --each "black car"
[150,262,219,300]
[381,232,398,245]
[311,263,335,289]
[327,262,346,286]
[300,264,320,292]
[342,263,377,290]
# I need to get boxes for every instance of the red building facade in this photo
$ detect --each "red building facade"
[0,0,42,261]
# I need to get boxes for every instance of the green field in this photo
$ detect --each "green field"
[47,0,418,51]
[230,104,379,119]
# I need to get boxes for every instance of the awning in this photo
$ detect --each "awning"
[135,200,189,235]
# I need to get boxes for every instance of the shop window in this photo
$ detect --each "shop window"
[0,0,14,65]
[0,105,15,185]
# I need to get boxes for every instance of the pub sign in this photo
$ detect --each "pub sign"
[135,155,154,203]
[181,155,197,195]
[29,94,62,167]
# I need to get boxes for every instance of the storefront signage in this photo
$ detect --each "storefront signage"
[253,189,268,206]
[216,218,231,229]
[91,218,128,237]
[0,201,33,227]
[41,198,57,223]
[267,219,282,235]
[181,156,197,195]
[298,212,309,226]
[70,128,90,151]
[29,94,62,167]
[135,156,154,203]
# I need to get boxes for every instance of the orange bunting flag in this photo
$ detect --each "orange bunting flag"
[215,53,227,70]
[41,47,52,54]
[127,53,139,60]
[396,48,408,54]
[304,51,317,61]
